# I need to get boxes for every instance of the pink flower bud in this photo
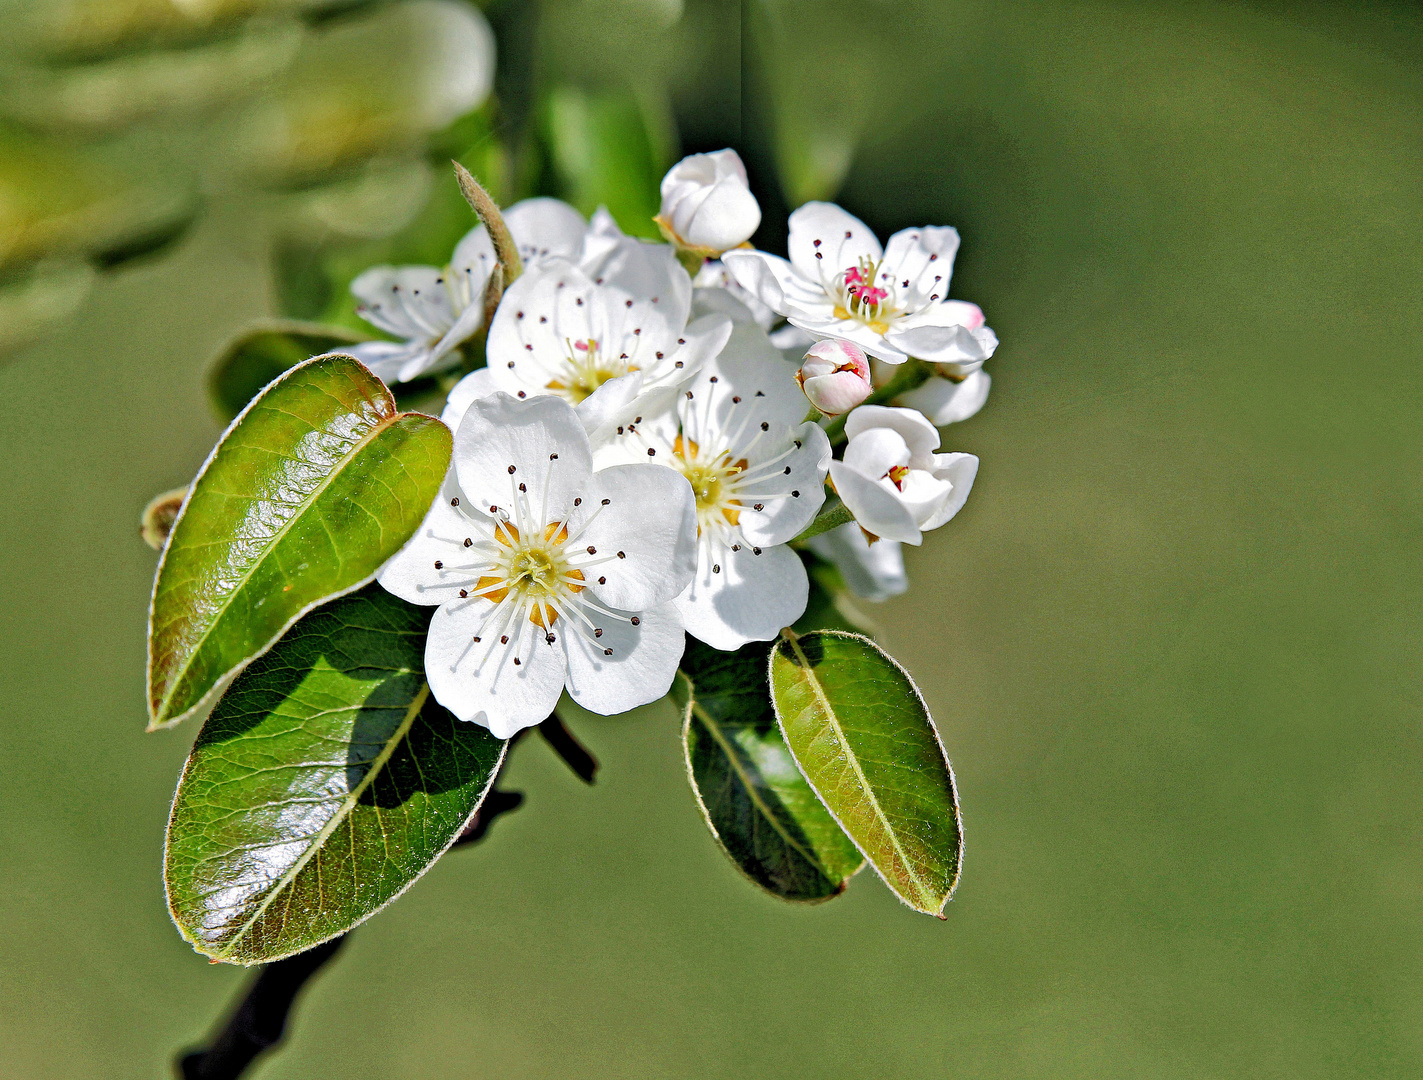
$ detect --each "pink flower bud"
[797,339,872,416]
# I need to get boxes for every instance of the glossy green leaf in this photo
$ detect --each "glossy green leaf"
[148,354,451,729]
[206,320,371,422]
[769,631,962,917]
[166,585,505,964]
[675,638,863,902]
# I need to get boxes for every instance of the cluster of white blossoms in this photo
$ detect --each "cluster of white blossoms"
[373,150,998,737]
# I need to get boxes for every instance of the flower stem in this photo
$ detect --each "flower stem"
[791,497,856,544]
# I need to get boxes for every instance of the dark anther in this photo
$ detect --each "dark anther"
[546,634,556,644]
[601,499,611,505]
[813,238,822,247]
[472,633,479,640]
[784,467,792,475]
[517,310,524,317]
[550,453,558,460]
[625,299,633,307]
[656,351,664,359]
[792,490,801,497]
[731,544,741,551]
[514,658,521,666]
[712,565,721,574]
[500,636,509,644]
[594,628,603,638]
[518,391,527,398]
[489,505,498,513]
[519,483,527,493]
[647,448,656,456]
[598,576,606,584]
[616,551,625,559]
[732,396,741,403]
[508,465,516,474]
[678,338,686,344]
[845,230,852,238]
[794,439,802,448]
[815,252,823,259]
[451,497,459,506]
[760,422,769,431]
[508,362,515,368]
[675,361,684,368]
[630,617,640,626]
[604,648,613,656]
[755,390,765,397]
[574,498,582,506]
[753,503,764,511]
[587,546,596,554]
[434,560,443,569]
[753,547,762,555]
[709,376,718,383]
[461,590,469,598]
[464,538,473,546]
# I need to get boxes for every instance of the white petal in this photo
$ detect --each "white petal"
[343,340,430,384]
[896,369,991,425]
[842,426,911,479]
[881,225,960,306]
[578,224,692,329]
[806,523,907,601]
[422,299,487,373]
[829,460,921,545]
[787,202,882,281]
[453,393,594,523]
[562,601,685,715]
[676,542,808,649]
[720,250,796,314]
[920,452,979,531]
[579,464,698,610]
[787,313,911,365]
[441,367,500,428]
[895,469,956,530]
[734,422,831,546]
[377,475,475,605]
[504,197,588,262]
[350,265,455,341]
[885,320,997,373]
[425,598,566,735]
[844,404,941,465]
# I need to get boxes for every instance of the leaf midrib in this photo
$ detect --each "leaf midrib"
[691,699,833,882]
[155,404,399,723]
[780,634,937,909]
[218,681,430,958]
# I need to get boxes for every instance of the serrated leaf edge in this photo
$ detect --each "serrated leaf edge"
[769,629,964,918]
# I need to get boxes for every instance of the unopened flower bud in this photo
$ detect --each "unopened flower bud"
[656,149,761,256]
[797,339,872,416]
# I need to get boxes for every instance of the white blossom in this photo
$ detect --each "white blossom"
[722,201,998,371]
[595,319,832,649]
[380,394,697,736]
[797,338,872,416]
[829,405,977,545]
[656,149,762,255]
[347,197,587,384]
[475,249,732,444]
[806,523,907,602]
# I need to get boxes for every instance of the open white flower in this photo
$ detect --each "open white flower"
[722,201,999,371]
[481,254,731,443]
[379,393,697,736]
[348,197,587,384]
[830,405,977,545]
[806,523,907,602]
[595,320,832,649]
[655,149,762,256]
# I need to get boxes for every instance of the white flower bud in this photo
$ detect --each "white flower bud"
[657,149,762,255]
[796,339,872,416]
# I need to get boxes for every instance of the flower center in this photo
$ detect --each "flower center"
[887,464,910,490]
[673,435,746,532]
[546,338,634,404]
[476,521,584,627]
[832,257,901,334]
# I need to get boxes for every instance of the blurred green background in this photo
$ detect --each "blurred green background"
[3,0,1422,1076]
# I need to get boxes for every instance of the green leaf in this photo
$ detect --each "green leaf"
[769,631,962,917]
[207,320,372,422]
[165,585,505,965]
[148,354,451,729]
[675,638,864,902]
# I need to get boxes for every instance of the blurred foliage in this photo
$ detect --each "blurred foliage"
[0,0,856,357]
